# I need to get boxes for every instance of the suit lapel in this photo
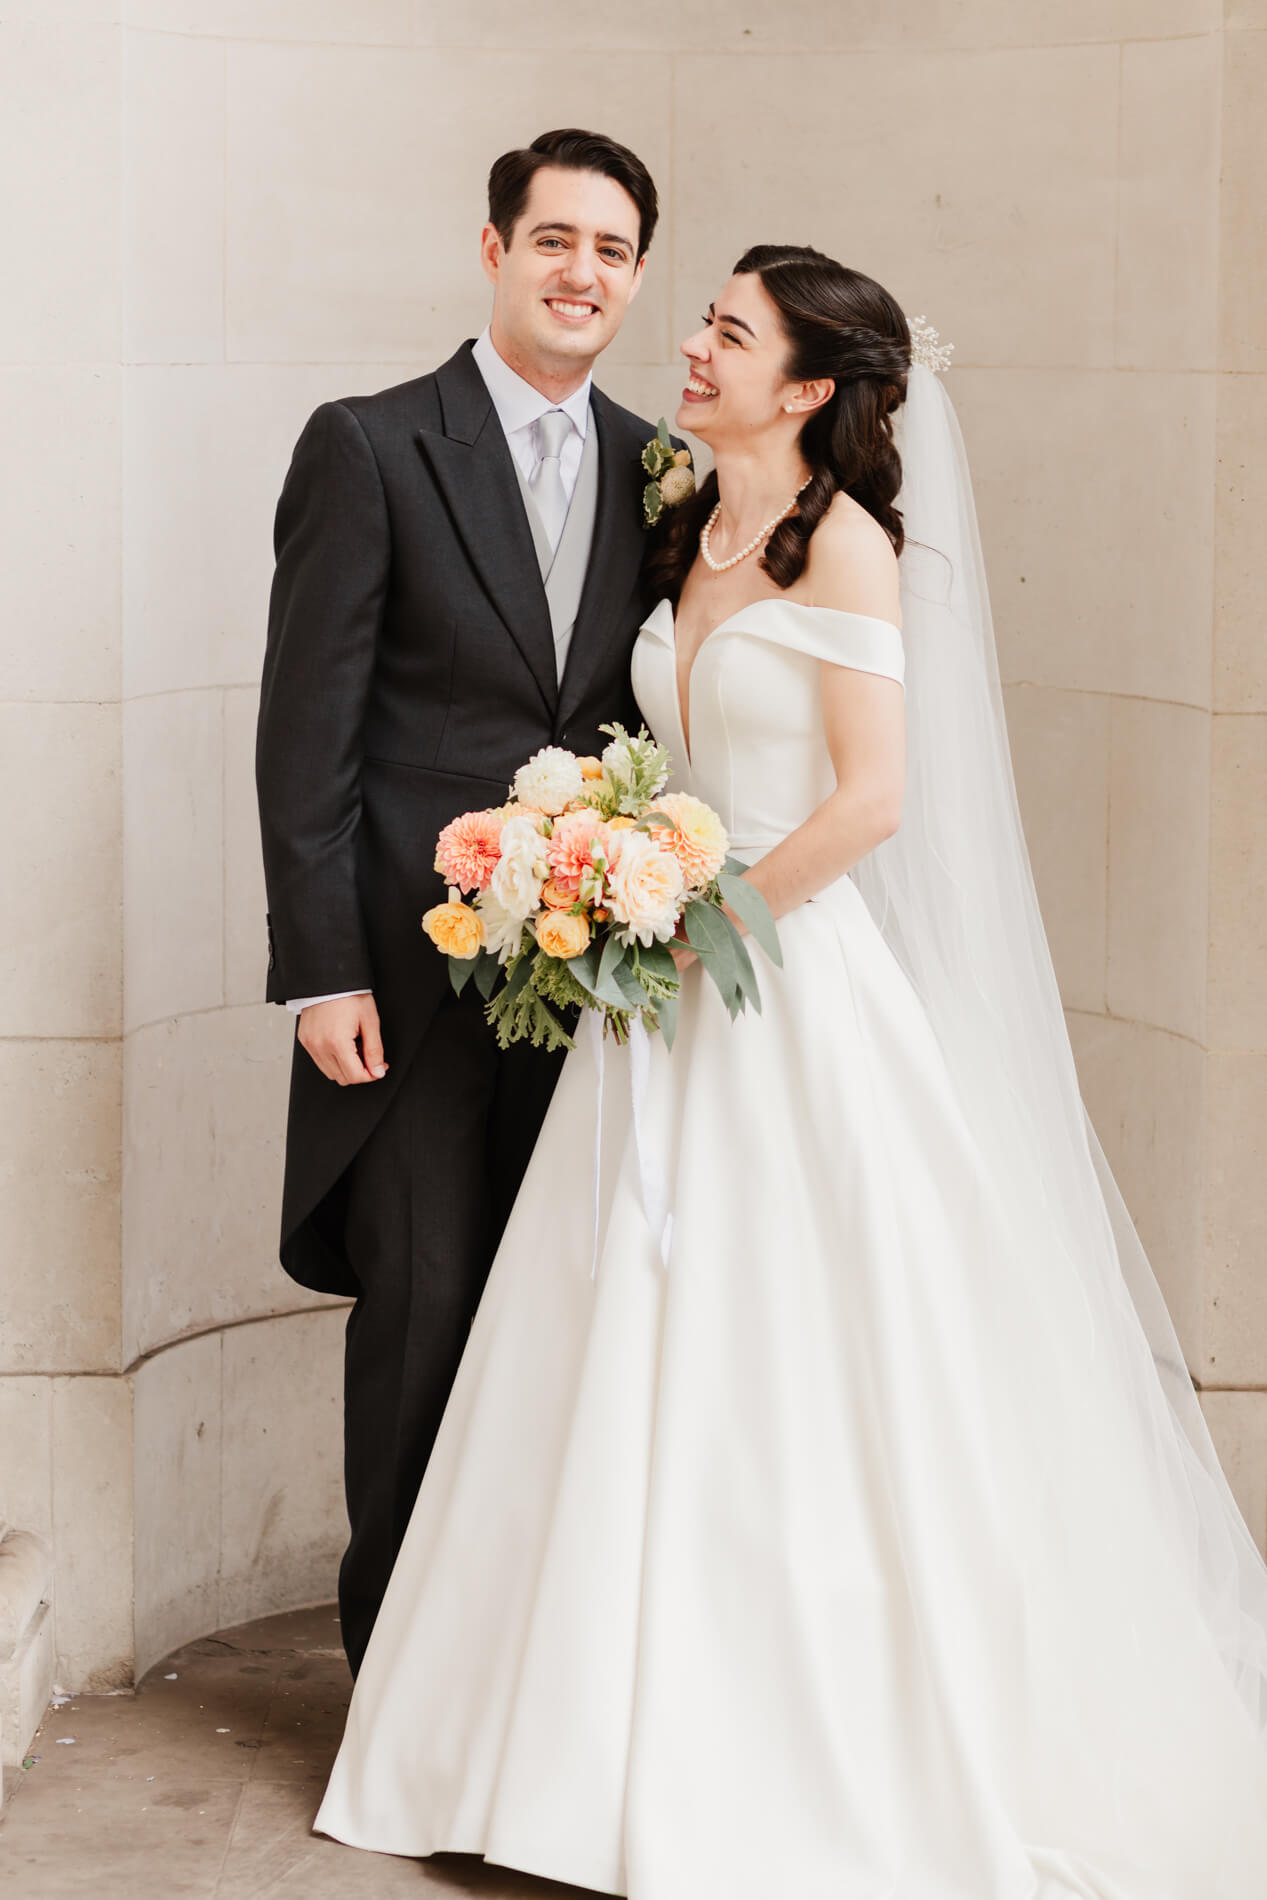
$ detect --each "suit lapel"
[416,344,557,714]
[557,386,646,726]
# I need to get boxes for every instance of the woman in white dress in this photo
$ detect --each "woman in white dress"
[314,246,1267,1898]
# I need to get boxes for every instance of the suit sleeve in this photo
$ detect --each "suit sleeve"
[255,400,389,1004]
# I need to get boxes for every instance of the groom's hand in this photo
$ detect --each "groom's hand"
[298,995,388,1086]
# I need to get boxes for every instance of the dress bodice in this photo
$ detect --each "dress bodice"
[631,597,905,856]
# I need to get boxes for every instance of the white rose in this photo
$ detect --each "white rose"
[489,814,548,920]
[606,830,686,947]
[513,746,585,817]
[474,887,528,964]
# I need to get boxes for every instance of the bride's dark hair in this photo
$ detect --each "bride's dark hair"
[647,245,911,602]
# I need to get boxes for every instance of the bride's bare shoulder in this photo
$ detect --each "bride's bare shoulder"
[801,491,901,624]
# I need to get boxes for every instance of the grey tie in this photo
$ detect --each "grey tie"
[529,409,571,551]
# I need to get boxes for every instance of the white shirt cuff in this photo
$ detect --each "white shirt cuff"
[286,990,372,1013]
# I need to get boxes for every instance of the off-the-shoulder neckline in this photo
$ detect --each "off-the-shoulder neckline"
[640,596,903,645]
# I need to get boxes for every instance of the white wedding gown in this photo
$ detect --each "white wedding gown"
[315,597,1267,1898]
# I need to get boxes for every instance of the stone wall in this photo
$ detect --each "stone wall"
[2,0,1263,1795]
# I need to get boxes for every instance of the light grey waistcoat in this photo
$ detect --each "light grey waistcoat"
[512,416,600,685]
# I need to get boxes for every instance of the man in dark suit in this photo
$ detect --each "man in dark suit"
[256,129,673,1675]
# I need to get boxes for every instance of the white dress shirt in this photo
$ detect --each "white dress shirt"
[287,330,593,1014]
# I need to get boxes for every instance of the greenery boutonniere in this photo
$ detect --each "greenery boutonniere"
[641,419,695,528]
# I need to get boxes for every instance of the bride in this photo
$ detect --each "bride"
[314,246,1267,1897]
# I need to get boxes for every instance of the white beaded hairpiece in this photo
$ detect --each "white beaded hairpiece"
[908,314,954,374]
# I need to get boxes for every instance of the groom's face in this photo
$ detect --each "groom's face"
[481,166,645,381]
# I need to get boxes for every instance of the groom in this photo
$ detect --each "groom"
[256,129,670,1675]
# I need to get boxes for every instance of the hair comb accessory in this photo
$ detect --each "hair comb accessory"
[908,314,954,374]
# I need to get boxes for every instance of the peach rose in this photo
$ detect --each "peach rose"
[577,755,604,780]
[650,792,729,890]
[535,910,591,959]
[607,832,685,946]
[422,899,484,959]
[541,878,578,910]
[607,814,636,831]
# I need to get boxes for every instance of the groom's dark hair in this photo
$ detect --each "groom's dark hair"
[488,128,660,261]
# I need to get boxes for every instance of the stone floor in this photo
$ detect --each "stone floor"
[0,1605,606,1897]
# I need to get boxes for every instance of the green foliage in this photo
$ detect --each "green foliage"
[595,722,673,816]
[531,953,590,1015]
[642,479,664,527]
[716,873,783,967]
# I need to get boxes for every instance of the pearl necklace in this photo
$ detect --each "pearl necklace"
[699,478,812,573]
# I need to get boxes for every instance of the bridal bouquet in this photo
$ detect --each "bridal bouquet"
[422,725,780,1052]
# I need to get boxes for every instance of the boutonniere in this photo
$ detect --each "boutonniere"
[641,419,695,528]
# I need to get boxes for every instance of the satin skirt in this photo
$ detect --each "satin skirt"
[314,875,1267,1899]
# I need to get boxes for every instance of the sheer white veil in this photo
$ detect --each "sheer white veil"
[850,357,1267,1729]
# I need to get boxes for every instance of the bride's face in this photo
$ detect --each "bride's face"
[676,272,820,444]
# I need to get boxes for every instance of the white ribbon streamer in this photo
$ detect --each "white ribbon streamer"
[588,1012,673,1279]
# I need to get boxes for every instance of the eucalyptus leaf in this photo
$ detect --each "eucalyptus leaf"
[448,954,478,997]
[717,873,783,968]
[657,986,679,1050]
[470,953,499,1001]
[595,935,635,1009]
[683,900,743,1014]
[569,944,603,1000]
[635,939,678,984]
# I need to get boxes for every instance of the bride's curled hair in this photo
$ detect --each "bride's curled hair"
[648,245,911,601]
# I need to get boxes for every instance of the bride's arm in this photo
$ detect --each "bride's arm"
[729,501,906,930]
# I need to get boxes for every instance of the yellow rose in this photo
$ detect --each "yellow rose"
[607,815,636,831]
[541,877,578,910]
[422,899,484,959]
[577,755,604,780]
[535,910,591,960]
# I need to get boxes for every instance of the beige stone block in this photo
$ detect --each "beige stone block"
[413,0,681,42]
[674,46,1119,373]
[224,686,267,1007]
[123,28,224,364]
[51,1374,134,1689]
[0,1042,121,1378]
[1066,1010,1206,1370]
[123,1006,305,1365]
[1220,30,1267,372]
[0,368,120,703]
[226,43,671,366]
[0,705,122,1040]
[1116,35,1219,371]
[0,1380,53,1542]
[675,0,1221,45]
[954,368,1216,707]
[1106,697,1209,1043]
[123,363,417,698]
[0,24,119,364]
[122,690,222,1031]
[218,1309,346,1628]
[125,0,411,35]
[1209,714,1267,1049]
[1200,1391,1267,1559]
[409,0,1222,47]
[1003,685,1109,1015]
[133,1330,222,1679]
[1225,0,1267,22]
[8,2,119,17]
[1214,374,1267,713]
[1204,1050,1267,1387]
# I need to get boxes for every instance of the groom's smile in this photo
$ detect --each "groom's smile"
[545,296,603,325]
